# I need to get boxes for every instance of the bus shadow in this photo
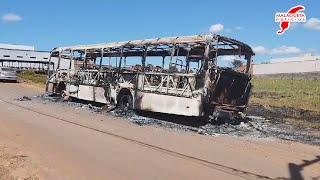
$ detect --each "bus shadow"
[135,110,208,127]
[68,97,244,128]
[66,97,208,127]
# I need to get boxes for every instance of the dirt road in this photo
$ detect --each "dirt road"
[0,82,319,180]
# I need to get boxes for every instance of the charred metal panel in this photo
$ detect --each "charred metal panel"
[135,92,203,116]
[94,87,107,104]
[77,85,94,101]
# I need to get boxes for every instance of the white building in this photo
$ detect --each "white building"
[0,44,70,70]
[253,54,320,75]
[0,43,34,51]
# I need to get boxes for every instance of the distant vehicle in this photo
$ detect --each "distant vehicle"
[0,67,18,82]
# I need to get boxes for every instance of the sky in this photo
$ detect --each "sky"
[0,0,319,64]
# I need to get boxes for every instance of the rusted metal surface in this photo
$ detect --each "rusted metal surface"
[46,34,254,118]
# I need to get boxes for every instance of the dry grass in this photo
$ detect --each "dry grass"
[18,70,47,85]
[249,77,320,129]
[250,77,320,113]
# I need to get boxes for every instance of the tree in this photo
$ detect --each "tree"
[231,59,243,68]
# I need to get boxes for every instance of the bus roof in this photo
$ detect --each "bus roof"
[52,34,254,54]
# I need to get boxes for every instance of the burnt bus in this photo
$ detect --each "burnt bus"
[46,34,254,120]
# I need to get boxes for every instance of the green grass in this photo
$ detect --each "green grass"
[18,70,47,84]
[250,77,320,113]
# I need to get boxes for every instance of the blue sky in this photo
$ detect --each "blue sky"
[0,0,319,64]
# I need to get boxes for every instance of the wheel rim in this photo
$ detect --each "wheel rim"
[120,95,132,111]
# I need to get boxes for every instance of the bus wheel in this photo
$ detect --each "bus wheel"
[118,94,133,111]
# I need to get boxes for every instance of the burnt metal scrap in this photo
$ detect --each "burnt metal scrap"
[46,34,254,120]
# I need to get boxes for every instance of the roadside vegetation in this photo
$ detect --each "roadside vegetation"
[251,77,320,112]
[249,77,320,128]
[18,70,47,84]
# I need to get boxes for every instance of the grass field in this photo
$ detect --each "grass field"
[250,77,320,113]
[249,77,320,128]
[18,70,47,84]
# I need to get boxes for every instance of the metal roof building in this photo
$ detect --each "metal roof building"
[0,44,70,71]
[0,43,35,51]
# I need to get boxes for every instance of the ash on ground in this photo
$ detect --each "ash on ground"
[24,94,320,145]
[16,96,32,101]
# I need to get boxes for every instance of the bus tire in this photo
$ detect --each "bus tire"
[118,94,133,111]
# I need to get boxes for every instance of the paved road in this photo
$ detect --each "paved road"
[0,82,319,180]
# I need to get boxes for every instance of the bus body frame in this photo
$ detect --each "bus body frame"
[46,34,254,118]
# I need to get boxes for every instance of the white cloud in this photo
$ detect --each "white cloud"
[304,18,320,30]
[290,22,300,28]
[209,23,224,33]
[305,48,318,54]
[225,28,232,32]
[252,45,304,55]
[209,24,244,33]
[1,13,22,22]
[221,55,237,62]
[252,46,268,54]
[270,46,301,55]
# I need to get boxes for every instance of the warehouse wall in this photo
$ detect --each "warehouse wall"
[253,60,320,75]
[0,48,72,70]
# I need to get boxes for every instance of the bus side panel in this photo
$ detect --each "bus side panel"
[95,87,107,104]
[134,92,203,117]
[47,82,55,93]
[66,84,109,104]
[77,85,94,101]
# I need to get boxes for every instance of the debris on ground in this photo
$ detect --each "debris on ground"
[15,96,32,101]
[20,94,320,145]
[247,104,320,123]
